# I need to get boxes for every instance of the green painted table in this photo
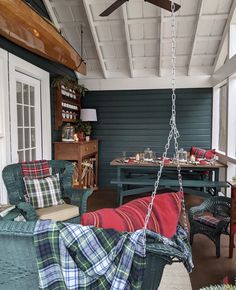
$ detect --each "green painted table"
[110,159,228,205]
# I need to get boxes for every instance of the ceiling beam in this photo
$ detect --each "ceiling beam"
[82,0,108,78]
[82,75,212,91]
[187,0,204,76]
[159,9,163,77]
[211,53,236,86]
[213,0,236,73]
[122,4,134,78]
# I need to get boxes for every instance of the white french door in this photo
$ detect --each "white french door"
[11,73,42,162]
[0,51,51,203]
[8,53,51,163]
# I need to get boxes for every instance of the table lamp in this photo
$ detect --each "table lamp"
[80,109,97,141]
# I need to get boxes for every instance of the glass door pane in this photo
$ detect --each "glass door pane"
[11,72,41,163]
[16,81,39,161]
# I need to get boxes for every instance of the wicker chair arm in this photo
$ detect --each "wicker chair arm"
[189,197,231,219]
[0,220,36,235]
[189,203,210,219]
[17,202,38,221]
[146,242,187,263]
[63,188,94,215]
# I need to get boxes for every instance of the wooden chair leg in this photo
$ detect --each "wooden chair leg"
[215,236,221,258]
[190,232,193,245]
[229,235,234,258]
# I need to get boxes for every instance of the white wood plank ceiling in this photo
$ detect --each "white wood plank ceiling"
[45,0,235,80]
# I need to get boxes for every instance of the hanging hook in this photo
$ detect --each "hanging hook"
[75,24,86,70]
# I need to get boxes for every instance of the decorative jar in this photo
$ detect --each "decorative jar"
[177,148,187,161]
[61,123,75,142]
[143,148,154,161]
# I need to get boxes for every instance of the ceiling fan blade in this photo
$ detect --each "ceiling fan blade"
[144,0,180,12]
[100,0,129,17]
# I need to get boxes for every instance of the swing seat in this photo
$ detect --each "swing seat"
[0,220,192,290]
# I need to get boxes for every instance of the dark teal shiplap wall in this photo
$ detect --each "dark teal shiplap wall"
[82,88,213,187]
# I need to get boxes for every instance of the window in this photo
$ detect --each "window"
[213,78,236,184]
[212,15,236,185]
[228,76,236,158]
[218,85,227,153]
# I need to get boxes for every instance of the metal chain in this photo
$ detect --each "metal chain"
[143,2,188,241]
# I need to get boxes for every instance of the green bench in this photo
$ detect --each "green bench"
[111,178,230,205]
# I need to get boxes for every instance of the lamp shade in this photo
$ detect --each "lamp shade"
[80,109,97,122]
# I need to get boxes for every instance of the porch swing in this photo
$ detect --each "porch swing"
[31,3,193,290]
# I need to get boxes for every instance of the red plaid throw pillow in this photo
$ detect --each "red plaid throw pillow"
[190,146,215,160]
[81,191,183,238]
[193,215,220,228]
[21,160,50,179]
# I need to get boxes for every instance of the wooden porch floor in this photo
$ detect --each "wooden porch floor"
[87,188,236,290]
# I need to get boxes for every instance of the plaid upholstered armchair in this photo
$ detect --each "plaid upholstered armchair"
[189,196,231,257]
[2,160,93,223]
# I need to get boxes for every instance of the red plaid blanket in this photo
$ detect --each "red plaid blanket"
[21,160,50,179]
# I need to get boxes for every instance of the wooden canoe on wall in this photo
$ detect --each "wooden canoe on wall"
[0,0,86,75]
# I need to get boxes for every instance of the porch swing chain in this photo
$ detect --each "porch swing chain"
[143,1,188,237]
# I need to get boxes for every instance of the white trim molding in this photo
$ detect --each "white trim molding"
[79,75,212,90]
[0,48,9,203]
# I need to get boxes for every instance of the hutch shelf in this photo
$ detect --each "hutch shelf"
[55,85,81,130]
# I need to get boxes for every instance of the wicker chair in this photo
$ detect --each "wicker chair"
[189,196,231,257]
[2,160,93,223]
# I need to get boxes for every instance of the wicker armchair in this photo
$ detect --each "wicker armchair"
[2,160,93,223]
[189,196,231,257]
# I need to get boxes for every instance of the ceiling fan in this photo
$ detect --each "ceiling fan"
[99,0,181,17]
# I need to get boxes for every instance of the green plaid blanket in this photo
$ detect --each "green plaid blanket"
[34,220,146,290]
[34,221,193,290]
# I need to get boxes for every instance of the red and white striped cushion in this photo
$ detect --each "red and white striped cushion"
[81,191,183,238]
